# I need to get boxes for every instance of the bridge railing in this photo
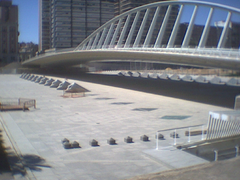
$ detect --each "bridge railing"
[81,45,240,59]
[31,44,240,61]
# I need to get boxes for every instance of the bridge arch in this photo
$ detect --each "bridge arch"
[22,1,240,70]
[75,1,240,51]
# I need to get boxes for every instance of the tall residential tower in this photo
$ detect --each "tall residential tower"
[39,0,115,52]
[114,0,168,15]
[0,0,18,66]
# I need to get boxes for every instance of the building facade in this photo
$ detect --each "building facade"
[114,0,168,16]
[39,0,51,52]
[0,0,18,66]
[39,0,115,52]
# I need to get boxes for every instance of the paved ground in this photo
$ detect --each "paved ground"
[128,156,240,180]
[0,74,236,180]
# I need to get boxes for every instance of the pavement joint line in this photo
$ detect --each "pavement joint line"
[0,114,36,180]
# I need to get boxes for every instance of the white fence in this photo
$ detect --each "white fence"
[156,124,207,150]
[206,110,240,140]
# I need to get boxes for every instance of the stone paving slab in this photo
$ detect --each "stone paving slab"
[0,74,232,180]
[143,148,208,169]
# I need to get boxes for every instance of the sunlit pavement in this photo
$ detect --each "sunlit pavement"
[0,74,231,180]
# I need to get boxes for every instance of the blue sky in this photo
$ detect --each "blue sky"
[13,0,240,44]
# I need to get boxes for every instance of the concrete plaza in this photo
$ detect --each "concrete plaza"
[0,74,232,180]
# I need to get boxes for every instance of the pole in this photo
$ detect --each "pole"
[188,127,191,142]
[214,150,218,161]
[174,129,177,145]
[236,146,239,157]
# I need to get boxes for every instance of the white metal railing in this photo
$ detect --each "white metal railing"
[156,124,207,150]
[75,45,240,60]
[206,111,240,140]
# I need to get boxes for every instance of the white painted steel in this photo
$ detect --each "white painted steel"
[76,1,240,51]
[217,12,232,49]
[167,5,184,48]
[182,5,198,48]
[91,33,100,49]
[125,12,140,48]
[154,5,172,48]
[103,23,114,48]
[117,15,131,46]
[110,19,122,46]
[144,7,160,47]
[97,28,107,48]
[22,1,240,69]
[133,9,150,47]
[198,8,213,48]
[86,38,93,50]
[206,111,240,140]
[156,124,205,150]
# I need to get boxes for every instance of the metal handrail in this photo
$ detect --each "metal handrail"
[156,124,206,150]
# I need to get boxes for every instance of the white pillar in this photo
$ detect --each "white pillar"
[217,12,232,49]
[182,6,198,48]
[154,5,172,48]
[97,28,107,49]
[167,5,184,48]
[214,150,218,161]
[91,33,100,49]
[174,129,177,145]
[188,127,191,142]
[133,9,150,48]
[144,6,160,47]
[86,38,93,50]
[124,12,140,48]
[103,23,114,48]
[110,19,122,47]
[198,8,213,48]
[201,125,204,140]
[117,15,131,47]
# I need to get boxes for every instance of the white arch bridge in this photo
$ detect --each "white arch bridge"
[23,1,240,70]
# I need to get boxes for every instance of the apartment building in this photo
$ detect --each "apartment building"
[0,0,18,66]
[114,0,168,15]
[39,0,115,51]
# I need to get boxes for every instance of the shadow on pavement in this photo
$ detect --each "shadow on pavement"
[7,153,51,176]
[1,129,51,177]
[0,129,11,173]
